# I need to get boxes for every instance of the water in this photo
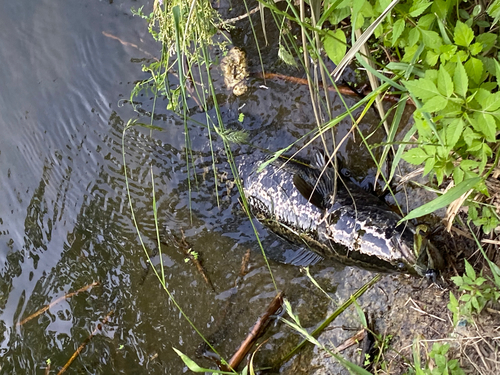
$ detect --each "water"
[0,1,417,374]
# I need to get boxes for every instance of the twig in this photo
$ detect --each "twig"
[17,282,100,326]
[336,329,367,352]
[253,72,404,103]
[171,230,216,292]
[57,310,114,375]
[102,31,158,60]
[405,297,446,322]
[220,291,284,372]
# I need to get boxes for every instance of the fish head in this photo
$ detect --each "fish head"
[394,225,444,277]
[389,225,421,275]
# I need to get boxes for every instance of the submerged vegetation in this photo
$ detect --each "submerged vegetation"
[125,0,500,373]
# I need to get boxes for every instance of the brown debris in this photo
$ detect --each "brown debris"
[170,229,216,292]
[221,291,285,372]
[253,72,405,104]
[17,281,100,326]
[57,310,114,375]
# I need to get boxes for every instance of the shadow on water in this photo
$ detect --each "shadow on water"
[0,1,422,374]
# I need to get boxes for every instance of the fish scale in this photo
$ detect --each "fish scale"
[239,154,442,276]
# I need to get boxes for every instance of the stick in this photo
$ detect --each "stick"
[17,282,99,326]
[178,230,216,292]
[57,311,114,375]
[221,291,284,371]
[253,72,404,103]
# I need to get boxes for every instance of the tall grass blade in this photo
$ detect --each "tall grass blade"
[173,348,236,374]
[332,0,400,81]
[280,273,381,363]
[398,177,482,224]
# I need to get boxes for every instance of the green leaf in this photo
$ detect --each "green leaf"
[480,91,500,111]
[445,118,464,148]
[454,21,474,47]
[410,0,432,17]
[453,167,464,184]
[404,78,440,100]
[399,177,482,223]
[324,29,347,65]
[408,28,420,47]
[464,259,476,280]
[423,157,436,176]
[172,348,235,374]
[476,33,497,52]
[420,29,442,49]
[437,66,454,97]
[453,60,469,97]
[464,57,484,84]
[439,44,458,63]
[392,18,405,45]
[420,96,448,112]
[470,112,496,142]
[487,0,500,26]
[402,147,429,165]
[469,42,483,56]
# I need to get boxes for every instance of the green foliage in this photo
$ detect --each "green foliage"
[427,343,465,375]
[317,0,500,231]
[448,259,500,325]
[410,341,465,375]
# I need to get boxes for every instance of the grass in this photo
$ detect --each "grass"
[124,0,500,373]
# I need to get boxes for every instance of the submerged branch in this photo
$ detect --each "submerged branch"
[17,281,100,326]
[57,310,114,375]
[221,291,284,372]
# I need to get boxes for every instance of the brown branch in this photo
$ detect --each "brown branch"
[57,310,114,375]
[221,291,285,372]
[170,230,216,292]
[102,31,158,61]
[336,329,367,352]
[253,72,406,104]
[17,282,100,326]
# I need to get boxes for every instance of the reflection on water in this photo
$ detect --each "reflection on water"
[0,1,394,374]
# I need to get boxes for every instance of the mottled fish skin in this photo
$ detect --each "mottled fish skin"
[239,155,428,275]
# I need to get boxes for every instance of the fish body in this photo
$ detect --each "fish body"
[239,154,439,276]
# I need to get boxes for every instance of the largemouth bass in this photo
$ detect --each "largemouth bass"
[239,154,442,276]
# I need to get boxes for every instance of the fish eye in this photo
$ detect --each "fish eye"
[397,262,406,270]
[341,168,351,177]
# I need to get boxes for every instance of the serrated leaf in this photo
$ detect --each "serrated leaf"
[437,66,454,97]
[404,78,440,100]
[392,18,405,45]
[402,147,429,165]
[399,177,482,223]
[445,118,464,148]
[469,42,483,56]
[464,57,484,84]
[453,167,464,184]
[420,96,448,112]
[454,20,474,47]
[408,27,420,47]
[453,60,469,97]
[410,0,432,16]
[476,33,497,52]
[420,29,442,49]
[487,0,500,26]
[465,259,476,280]
[481,91,500,111]
[323,29,347,65]
[470,112,496,141]
[423,157,436,176]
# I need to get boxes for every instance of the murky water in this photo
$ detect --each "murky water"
[0,1,421,374]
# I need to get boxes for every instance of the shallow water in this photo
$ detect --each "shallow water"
[0,1,412,374]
